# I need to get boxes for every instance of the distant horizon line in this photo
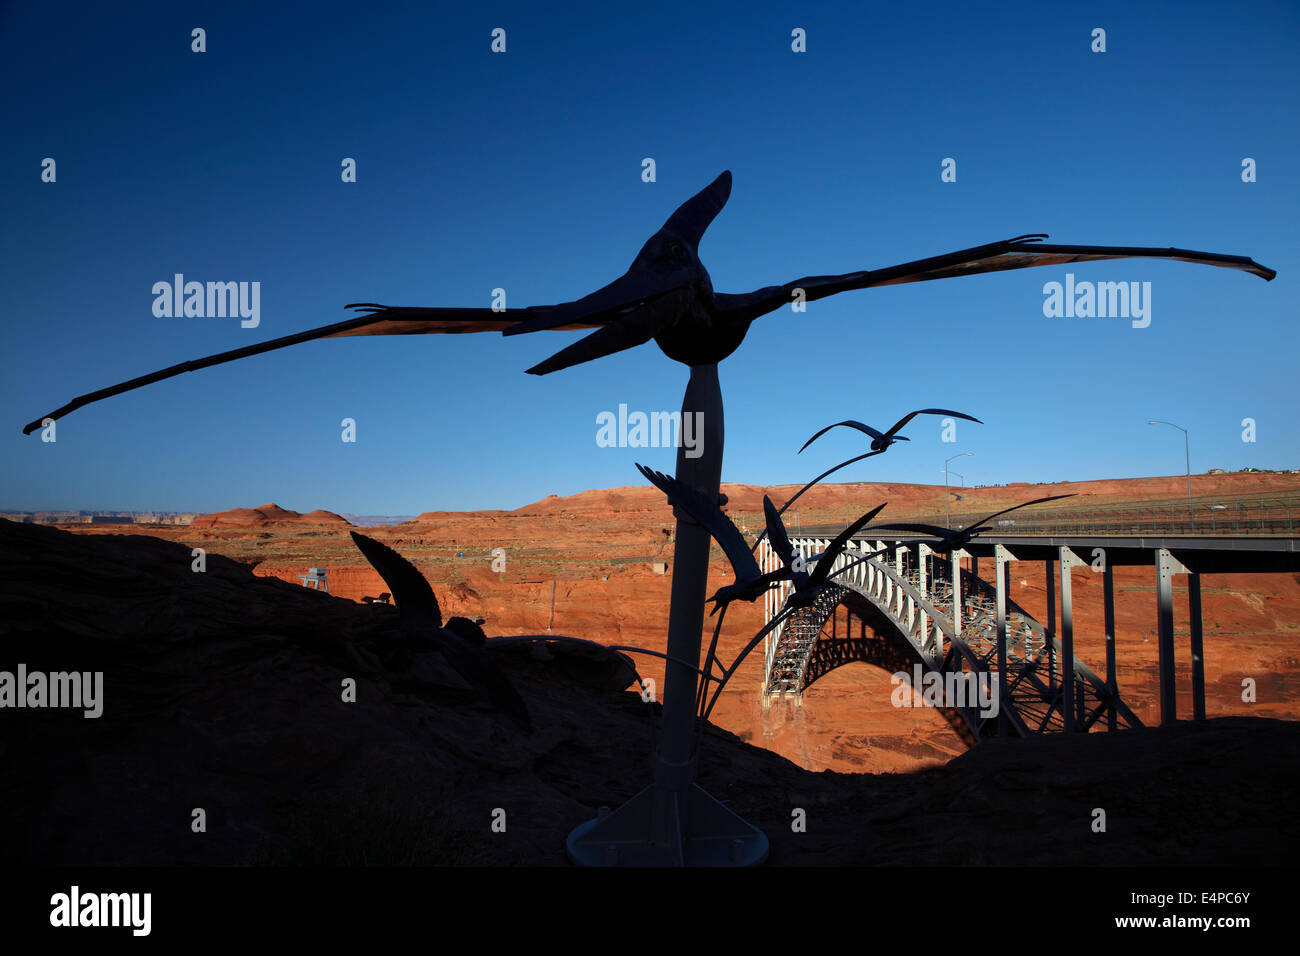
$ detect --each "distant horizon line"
[4,467,1296,520]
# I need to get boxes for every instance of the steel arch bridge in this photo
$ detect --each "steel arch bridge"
[757,533,1300,739]
[758,536,1140,737]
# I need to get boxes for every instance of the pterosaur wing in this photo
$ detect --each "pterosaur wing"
[809,503,888,585]
[637,463,760,581]
[972,494,1076,530]
[350,531,443,632]
[21,303,571,434]
[798,420,880,453]
[884,408,982,438]
[716,237,1275,323]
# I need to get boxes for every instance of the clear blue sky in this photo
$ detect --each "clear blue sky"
[2,1,1296,513]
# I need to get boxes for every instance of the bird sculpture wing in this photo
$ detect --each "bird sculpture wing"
[883,408,983,438]
[714,236,1275,324]
[869,522,950,538]
[21,174,744,432]
[809,503,888,585]
[763,495,808,586]
[350,531,443,632]
[969,494,1077,531]
[637,463,760,582]
[486,635,710,682]
[523,291,689,375]
[21,301,601,434]
[798,420,882,453]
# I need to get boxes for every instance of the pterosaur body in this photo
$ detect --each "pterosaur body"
[22,173,1274,433]
[635,462,885,613]
[636,463,788,612]
[349,531,533,732]
[761,495,886,609]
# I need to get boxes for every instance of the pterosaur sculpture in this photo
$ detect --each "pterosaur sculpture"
[761,496,887,609]
[635,462,885,614]
[829,495,1079,587]
[635,464,787,613]
[21,169,1274,867]
[634,461,885,744]
[19,171,1274,433]
[751,408,982,553]
[801,409,983,456]
[872,494,1076,553]
[350,531,535,732]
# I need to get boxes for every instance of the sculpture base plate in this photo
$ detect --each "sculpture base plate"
[566,782,769,867]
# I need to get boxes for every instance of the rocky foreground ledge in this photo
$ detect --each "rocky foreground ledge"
[1,518,1294,866]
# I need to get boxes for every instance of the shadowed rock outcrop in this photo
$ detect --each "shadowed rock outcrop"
[1,518,1296,866]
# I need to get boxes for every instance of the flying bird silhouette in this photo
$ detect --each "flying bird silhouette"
[21,172,1275,433]
[636,462,886,613]
[636,463,789,613]
[349,531,533,732]
[871,494,1076,552]
[751,407,983,553]
[800,409,983,455]
[761,495,887,609]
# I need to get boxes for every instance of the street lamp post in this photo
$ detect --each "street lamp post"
[948,469,965,527]
[944,452,974,529]
[1211,504,1226,534]
[1148,420,1192,526]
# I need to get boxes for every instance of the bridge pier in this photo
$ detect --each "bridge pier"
[1155,549,1185,726]
[951,549,967,640]
[1045,557,1056,695]
[1189,573,1206,721]
[1104,563,1118,732]
[1058,547,1086,731]
[918,543,930,653]
[1155,549,1208,725]
[994,545,1011,736]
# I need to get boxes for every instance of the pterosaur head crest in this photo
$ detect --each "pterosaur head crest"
[661,170,732,252]
[625,170,732,294]
[505,172,734,372]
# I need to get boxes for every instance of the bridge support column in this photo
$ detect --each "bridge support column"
[1045,558,1056,692]
[1058,547,1085,732]
[950,551,965,640]
[918,543,930,652]
[1155,548,1190,727]
[1189,572,1206,720]
[1104,563,1117,732]
[994,545,1011,736]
